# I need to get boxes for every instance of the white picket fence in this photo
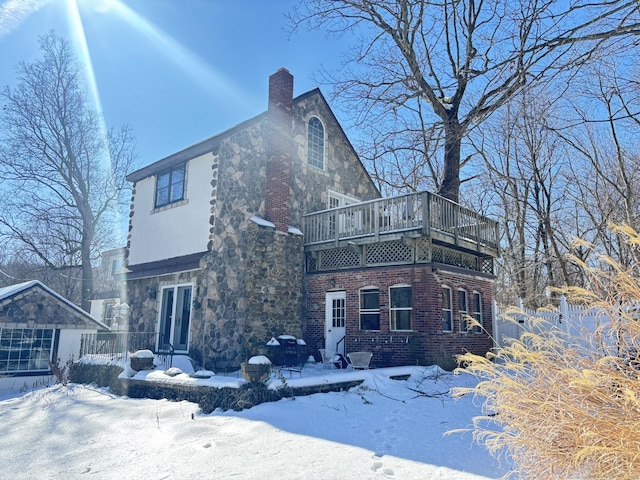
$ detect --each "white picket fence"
[492,296,607,351]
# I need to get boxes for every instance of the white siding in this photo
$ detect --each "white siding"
[89,299,105,321]
[128,153,213,265]
[58,329,95,364]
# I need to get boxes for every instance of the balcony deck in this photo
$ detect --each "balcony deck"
[303,191,500,259]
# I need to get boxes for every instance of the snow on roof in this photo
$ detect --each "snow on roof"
[0,280,109,331]
[250,216,275,228]
[288,226,303,236]
[0,280,40,300]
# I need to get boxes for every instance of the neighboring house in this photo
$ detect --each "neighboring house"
[0,280,108,391]
[124,68,500,370]
[89,247,127,329]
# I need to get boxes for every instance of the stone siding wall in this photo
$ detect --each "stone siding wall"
[305,265,494,369]
[244,226,305,358]
[0,287,87,328]
[201,122,266,369]
[289,93,380,223]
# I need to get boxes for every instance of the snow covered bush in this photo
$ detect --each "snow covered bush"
[49,356,74,385]
[198,383,281,413]
[456,224,640,479]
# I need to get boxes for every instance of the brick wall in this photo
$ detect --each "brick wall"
[265,68,293,232]
[305,264,494,369]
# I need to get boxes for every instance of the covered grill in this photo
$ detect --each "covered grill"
[266,335,306,367]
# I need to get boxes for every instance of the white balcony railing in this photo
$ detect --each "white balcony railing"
[303,191,500,255]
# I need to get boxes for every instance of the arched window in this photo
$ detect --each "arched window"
[472,291,483,333]
[458,289,469,333]
[442,286,453,332]
[307,116,325,169]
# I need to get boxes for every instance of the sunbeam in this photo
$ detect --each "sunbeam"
[0,0,52,38]
[64,0,128,246]
[106,0,252,111]
[64,0,103,116]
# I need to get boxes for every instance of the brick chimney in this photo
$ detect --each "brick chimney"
[264,68,293,232]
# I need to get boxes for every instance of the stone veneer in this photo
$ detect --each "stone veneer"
[0,287,91,328]
[243,226,305,355]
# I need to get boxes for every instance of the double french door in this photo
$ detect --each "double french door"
[158,285,192,352]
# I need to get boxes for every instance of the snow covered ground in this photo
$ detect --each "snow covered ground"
[0,365,511,479]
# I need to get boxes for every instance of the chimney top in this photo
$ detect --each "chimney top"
[268,68,294,112]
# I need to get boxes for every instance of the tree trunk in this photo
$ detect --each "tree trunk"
[440,118,462,202]
[80,210,95,313]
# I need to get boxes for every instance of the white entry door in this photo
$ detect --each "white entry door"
[325,291,346,356]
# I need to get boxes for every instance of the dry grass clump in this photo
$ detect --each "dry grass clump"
[456,225,640,479]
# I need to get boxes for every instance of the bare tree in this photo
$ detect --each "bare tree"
[472,88,577,307]
[559,63,640,269]
[290,0,640,202]
[0,32,136,310]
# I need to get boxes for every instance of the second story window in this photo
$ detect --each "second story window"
[110,257,124,277]
[359,287,380,331]
[155,163,186,208]
[307,116,324,169]
[390,285,412,331]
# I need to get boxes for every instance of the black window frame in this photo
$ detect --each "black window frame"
[0,328,55,374]
[155,163,186,208]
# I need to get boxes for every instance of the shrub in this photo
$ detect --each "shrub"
[198,383,282,413]
[456,224,640,479]
[49,356,74,385]
[69,362,124,389]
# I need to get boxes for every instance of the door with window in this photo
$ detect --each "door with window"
[325,291,346,356]
[158,285,192,353]
[328,191,361,237]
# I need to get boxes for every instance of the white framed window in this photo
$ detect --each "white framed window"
[442,286,453,332]
[155,162,186,208]
[110,257,124,277]
[328,191,360,210]
[307,116,325,169]
[390,285,412,331]
[158,284,193,352]
[0,328,54,373]
[359,287,380,331]
[458,289,469,333]
[472,291,483,333]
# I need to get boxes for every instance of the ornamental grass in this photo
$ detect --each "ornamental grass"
[455,224,640,479]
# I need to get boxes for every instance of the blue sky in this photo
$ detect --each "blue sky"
[0,0,351,168]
